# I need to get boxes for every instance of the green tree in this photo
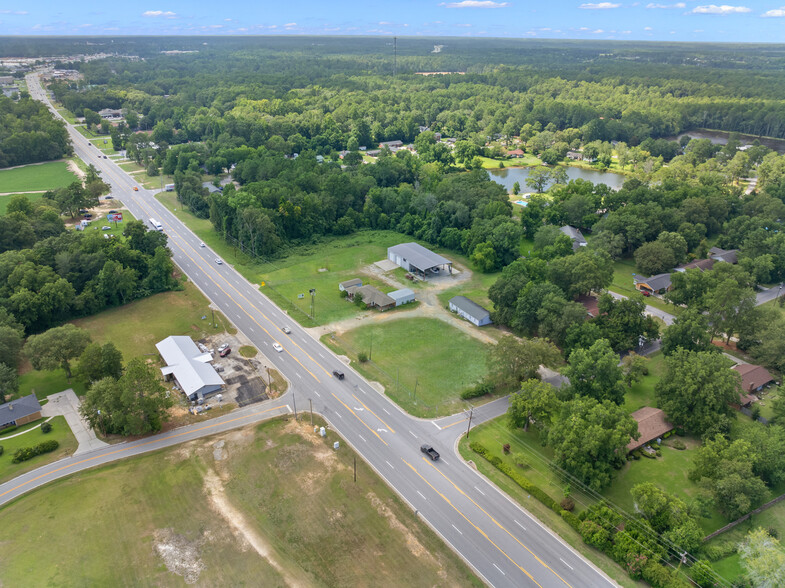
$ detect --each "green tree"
[23,324,91,379]
[470,241,498,273]
[77,342,124,383]
[525,167,551,193]
[661,308,713,356]
[705,279,757,343]
[487,335,561,391]
[144,247,176,293]
[0,362,18,404]
[634,241,676,275]
[656,349,740,436]
[548,396,638,491]
[507,379,560,432]
[565,339,625,404]
[0,324,24,369]
[630,482,703,552]
[621,352,649,388]
[738,528,785,588]
[512,181,520,195]
[595,293,659,352]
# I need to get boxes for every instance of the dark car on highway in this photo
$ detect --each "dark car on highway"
[332,370,345,380]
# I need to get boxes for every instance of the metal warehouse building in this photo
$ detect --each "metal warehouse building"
[156,336,225,401]
[387,243,452,275]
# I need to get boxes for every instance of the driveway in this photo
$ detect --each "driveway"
[41,390,109,455]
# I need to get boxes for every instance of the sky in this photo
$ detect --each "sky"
[0,1,784,43]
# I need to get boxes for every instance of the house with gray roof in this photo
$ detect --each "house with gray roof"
[339,278,363,292]
[388,243,452,275]
[346,285,395,311]
[559,226,588,251]
[634,273,673,295]
[449,296,492,326]
[156,336,224,401]
[0,393,42,430]
[709,247,739,265]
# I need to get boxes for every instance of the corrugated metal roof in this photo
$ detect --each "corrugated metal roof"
[449,296,490,321]
[388,243,451,271]
[388,288,415,301]
[156,336,224,398]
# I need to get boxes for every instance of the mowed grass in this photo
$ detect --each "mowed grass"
[437,268,500,310]
[0,160,77,193]
[17,367,87,400]
[623,351,665,414]
[325,317,490,417]
[71,279,233,360]
[0,418,481,588]
[0,416,77,485]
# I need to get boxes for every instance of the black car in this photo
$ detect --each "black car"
[332,370,345,380]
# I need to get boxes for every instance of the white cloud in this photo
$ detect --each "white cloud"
[456,23,473,26]
[592,28,605,33]
[762,7,785,17]
[77,23,92,28]
[646,2,684,8]
[284,22,297,26]
[0,10,28,14]
[579,2,621,9]
[644,25,653,29]
[441,1,509,7]
[379,21,392,25]
[691,5,751,14]
[142,10,177,18]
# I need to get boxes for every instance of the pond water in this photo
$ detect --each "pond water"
[667,129,785,154]
[487,165,626,192]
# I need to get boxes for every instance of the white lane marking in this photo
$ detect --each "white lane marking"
[493,563,505,576]
[313,390,321,398]
[318,352,325,358]
[559,558,574,571]
[296,373,302,379]
[335,412,342,418]
[385,460,394,469]
[474,486,486,496]
[440,459,449,466]
[452,524,463,535]
[514,519,527,531]
[409,430,418,439]
[417,490,427,500]
[432,421,442,430]
[382,408,390,415]
[358,434,367,443]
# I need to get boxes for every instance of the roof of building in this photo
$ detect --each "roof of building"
[634,272,672,291]
[627,407,674,452]
[202,182,222,194]
[0,393,42,424]
[507,148,525,156]
[709,247,739,264]
[388,288,415,302]
[339,278,363,289]
[347,285,395,308]
[677,258,716,272]
[732,363,776,392]
[156,336,224,397]
[576,294,600,318]
[388,242,452,271]
[449,296,491,322]
[559,225,587,250]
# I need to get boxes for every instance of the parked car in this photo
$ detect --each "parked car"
[101,225,111,230]
[108,210,117,213]
[272,343,283,353]
[133,186,139,191]
[282,326,291,334]
[215,258,223,265]
[332,370,345,380]
[104,195,114,199]
[103,155,108,159]
[219,347,231,357]
[218,343,229,352]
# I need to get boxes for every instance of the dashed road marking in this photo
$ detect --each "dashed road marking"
[452,524,463,535]
[560,558,574,571]
[417,490,427,500]
[514,520,527,531]
[475,486,486,496]
[386,460,394,469]
[493,564,506,576]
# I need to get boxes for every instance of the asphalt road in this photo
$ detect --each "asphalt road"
[5,73,617,588]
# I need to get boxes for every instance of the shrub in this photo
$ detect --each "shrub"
[641,448,657,459]
[0,445,3,456]
[672,439,686,450]
[460,380,493,400]
[357,352,368,363]
[560,497,575,511]
[511,452,528,468]
[502,443,511,454]
[41,421,53,434]
[11,439,59,463]
[766,526,780,539]
[642,561,677,588]
[702,540,736,562]
[751,404,761,420]
[0,425,17,436]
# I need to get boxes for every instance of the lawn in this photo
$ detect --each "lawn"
[477,154,541,170]
[0,192,44,214]
[0,416,77,485]
[17,367,87,400]
[72,279,234,360]
[437,268,500,310]
[0,160,78,193]
[623,351,666,414]
[611,259,681,316]
[0,418,481,588]
[324,317,491,417]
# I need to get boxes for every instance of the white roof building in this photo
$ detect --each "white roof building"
[156,336,224,401]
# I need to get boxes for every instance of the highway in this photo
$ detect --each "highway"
[6,72,617,588]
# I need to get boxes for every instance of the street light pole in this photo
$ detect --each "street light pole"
[310,288,316,320]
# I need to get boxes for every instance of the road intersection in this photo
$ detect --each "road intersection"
[3,73,618,588]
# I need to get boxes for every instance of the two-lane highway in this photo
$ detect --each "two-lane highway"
[9,72,618,588]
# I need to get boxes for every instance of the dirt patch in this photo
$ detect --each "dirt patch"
[282,420,344,471]
[203,468,311,587]
[67,159,86,181]
[153,528,206,585]
[366,490,445,576]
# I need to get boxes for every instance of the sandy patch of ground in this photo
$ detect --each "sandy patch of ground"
[203,468,311,587]
[67,159,86,181]
[153,528,206,584]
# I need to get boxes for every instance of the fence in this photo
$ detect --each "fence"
[703,492,785,542]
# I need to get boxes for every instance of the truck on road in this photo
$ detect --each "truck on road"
[420,444,440,461]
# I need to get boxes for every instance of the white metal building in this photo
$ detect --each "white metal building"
[388,288,416,307]
[449,296,492,327]
[387,242,452,275]
[156,336,224,401]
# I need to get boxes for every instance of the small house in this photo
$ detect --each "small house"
[507,148,525,158]
[709,247,739,265]
[345,285,395,311]
[675,258,715,273]
[388,288,415,307]
[576,294,600,318]
[449,296,492,327]
[634,273,672,295]
[559,226,588,252]
[0,394,42,430]
[566,151,583,161]
[732,363,776,393]
[339,278,363,292]
[627,407,674,452]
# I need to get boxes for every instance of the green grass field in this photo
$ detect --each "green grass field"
[623,352,665,414]
[0,416,77,485]
[17,367,87,400]
[324,317,491,417]
[437,269,500,310]
[0,418,480,587]
[0,160,78,193]
[477,154,542,170]
[0,192,45,214]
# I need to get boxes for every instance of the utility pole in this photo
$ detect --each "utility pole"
[369,330,373,361]
[413,378,418,404]
[292,391,297,420]
[211,309,216,329]
[354,456,357,483]
[310,288,316,320]
[466,406,473,439]
[309,398,313,426]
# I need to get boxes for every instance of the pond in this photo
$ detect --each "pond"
[487,165,626,192]
[667,129,785,154]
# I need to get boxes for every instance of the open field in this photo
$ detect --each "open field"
[437,268,500,310]
[0,417,77,485]
[477,154,541,170]
[0,417,481,587]
[72,280,234,360]
[0,192,45,214]
[17,366,87,400]
[324,317,490,417]
[0,160,78,193]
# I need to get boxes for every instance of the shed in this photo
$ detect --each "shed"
[627,407,674,452]
[388,288,416,307]
[559,226,587,251]
[156,336,224,401]
[388,242,452,275]
[339,278,363,292]
[449,296,492,327]
[0,393,42,430]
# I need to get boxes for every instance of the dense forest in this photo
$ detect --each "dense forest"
[0,95,71,167]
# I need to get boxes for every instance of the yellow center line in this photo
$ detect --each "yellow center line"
[331,393,388,446]
[438,418,467,430]
[422,458,573,588]
[351,393,396,433]
[401,458,542,587]
[0,405,287,500]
